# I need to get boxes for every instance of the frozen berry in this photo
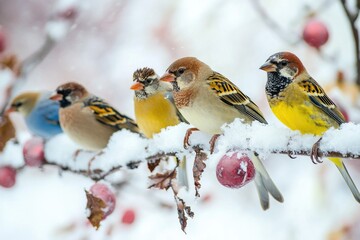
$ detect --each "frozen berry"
[90,183,116,218]
[0,166,16,188]
[216,152,255,188]
[23,137,45,167]
[303,19,329,49]
[121,208,136,225]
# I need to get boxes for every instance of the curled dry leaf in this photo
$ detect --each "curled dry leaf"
[193,146,207,197]
[85,190,106,230]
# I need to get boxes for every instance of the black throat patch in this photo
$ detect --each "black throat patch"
[171,81,180,92]
[266,72,292,97]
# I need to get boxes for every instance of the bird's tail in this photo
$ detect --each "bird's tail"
[252,153,284,210]
[177,156,189,191]
[330,157,360,203]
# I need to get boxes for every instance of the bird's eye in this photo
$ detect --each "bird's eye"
[13,102,22,108]
[177,68,185,75]
[145,78,153,84]
[279,61,288,67]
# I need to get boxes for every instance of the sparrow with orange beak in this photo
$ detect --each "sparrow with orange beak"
[160,57,283,210]
[130,67,189,189]
[50,82,139,151]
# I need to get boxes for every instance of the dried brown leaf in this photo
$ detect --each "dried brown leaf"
[85,190,106,230]
[0,115,16,152]
[147,158,161,172]
[0,54,21,76]
[174,194,194,233]
[192,147,207,197]
[148,170,177,190]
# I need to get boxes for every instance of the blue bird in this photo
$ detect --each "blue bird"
[7,91,62,139]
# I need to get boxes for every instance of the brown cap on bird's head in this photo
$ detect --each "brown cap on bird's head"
[260,51,306,78]
[50,82,88,107]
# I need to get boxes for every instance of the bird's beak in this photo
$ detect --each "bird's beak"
[4,106,16,116]
[259,62,277,72]
[130,82,144,91]
[49,92,63,101]
[159,73,175,82]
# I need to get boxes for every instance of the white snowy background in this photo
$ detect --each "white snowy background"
[1,0,360,239]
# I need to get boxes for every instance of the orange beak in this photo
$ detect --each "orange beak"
[49,93,63,101]
[130,82,144,91]
[4,106,16,116]
[259,62,277,72]
[159,73,175,82]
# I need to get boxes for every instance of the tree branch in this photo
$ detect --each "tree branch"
[340,0,360,86]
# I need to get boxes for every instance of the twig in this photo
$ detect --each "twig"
[340,0,360,86]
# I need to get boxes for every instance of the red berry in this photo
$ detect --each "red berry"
[121,209,136,225]
[0,25,6,52]
[303,19,329,49]
[216,152,255,188]
[23,137,45,167]
[0,166,16,188]
[90,183,116,218]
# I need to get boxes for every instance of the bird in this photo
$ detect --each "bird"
[50,82,139,151]
[160,57,283,210]
[260,51,360,203]
[130,67,189,189]
[6,91,62,139]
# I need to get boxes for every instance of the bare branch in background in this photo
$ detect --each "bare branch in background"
[340,0,360,86]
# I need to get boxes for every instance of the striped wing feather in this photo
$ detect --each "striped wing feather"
[298,78,345,125]
[206,72,267,124]
[84,97,139,132]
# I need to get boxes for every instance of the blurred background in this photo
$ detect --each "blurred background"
[1,0,360,239]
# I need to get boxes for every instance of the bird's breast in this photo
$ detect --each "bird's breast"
[59,104,114,150]
[178,87,243,134]
[134,94,180,138]
[269,88,334,135]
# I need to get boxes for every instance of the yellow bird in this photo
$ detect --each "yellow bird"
[130,67,188,188]
[260,51,360,203]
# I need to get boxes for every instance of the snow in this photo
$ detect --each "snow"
[1,0,360,239]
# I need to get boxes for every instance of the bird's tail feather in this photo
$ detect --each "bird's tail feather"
[254,172,270,210]
[177,156,189,191]
[335,160,360,203]
[252,153,284,210]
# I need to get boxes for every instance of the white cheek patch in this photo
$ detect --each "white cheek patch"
[279,68,295,79]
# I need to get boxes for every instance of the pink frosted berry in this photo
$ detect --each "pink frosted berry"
[90,183,116,218]
[303,19,329,49]
[0,166,16,188]
[23,137,45,167]
[216,152,255,188]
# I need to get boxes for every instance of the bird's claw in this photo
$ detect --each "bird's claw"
[209,134,220,154]
[311,138,323,164]
[288,152,297,159]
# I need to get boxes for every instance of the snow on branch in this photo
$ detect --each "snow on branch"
[40,120,360,180]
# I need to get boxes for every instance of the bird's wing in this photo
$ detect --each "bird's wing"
[83,96,139,133]
[206,72,267,124]
[297,78,345,125]
[37,97,61,126]
[164,92,189,124]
